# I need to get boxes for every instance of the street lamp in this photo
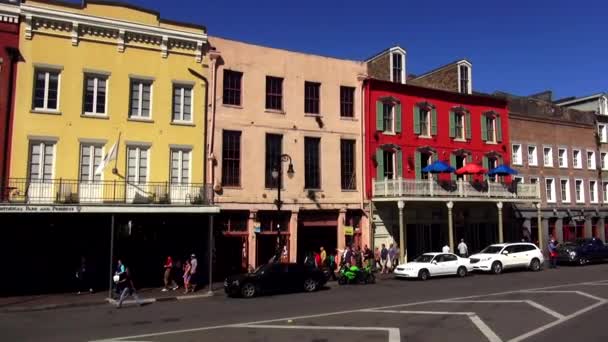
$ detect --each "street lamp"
[271,154,295,258]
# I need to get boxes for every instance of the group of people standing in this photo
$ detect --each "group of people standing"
[161,254,199,294]
[376,244,400,274]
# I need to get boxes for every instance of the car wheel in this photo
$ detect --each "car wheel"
[303,278,317,292]
[491,261,503,275]
[457,266,467,277]
[529,258,541,272]
[240,283,256,298]
[418,269,430,281]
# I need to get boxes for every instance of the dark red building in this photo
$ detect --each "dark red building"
[0,0,20,201]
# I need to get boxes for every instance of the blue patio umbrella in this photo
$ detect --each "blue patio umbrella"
[422,160,456,174]
[487,164,518,176]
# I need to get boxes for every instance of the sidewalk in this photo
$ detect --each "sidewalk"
[0,285,222,313]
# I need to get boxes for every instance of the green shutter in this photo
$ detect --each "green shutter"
[467,154,473,163]
[465,112,472,139]
[496,115,503,142]
[376,148,384,181]
[483,156,489,169]
[450,154,457,181]
[449,111,456,138]
[481,115,488,141]
[413,106,421,135]
[376,101,384,131]
[395,103,402,133]
[415,151,421,179]
[396,150,403,178]
[431,108,438,135]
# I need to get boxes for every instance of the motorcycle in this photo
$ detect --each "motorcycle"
[337,265,375,285]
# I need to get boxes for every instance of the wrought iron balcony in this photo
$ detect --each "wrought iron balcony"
[3,178,214,206]
[372,178,540,201]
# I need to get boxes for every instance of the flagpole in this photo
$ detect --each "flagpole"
[112,132,121,175]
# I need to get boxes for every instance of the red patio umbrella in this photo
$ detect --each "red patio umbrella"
[455,163,487,175]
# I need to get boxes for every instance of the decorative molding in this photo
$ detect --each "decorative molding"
[195,41,203,63]
[161,35,168,58]
[25,14,32,39]
[0,2,20,24]
[71,21,79,46]
[117,29,125,52]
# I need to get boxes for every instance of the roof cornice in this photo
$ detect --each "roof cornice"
[0,2,20,24]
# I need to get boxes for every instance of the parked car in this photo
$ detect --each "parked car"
[224,262,328,298]
[469,242,543,274]
[393,253,472,280]
[556,238,608,265]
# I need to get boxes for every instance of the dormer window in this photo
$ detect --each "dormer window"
[458,63,471,94]
[389,48,406,84]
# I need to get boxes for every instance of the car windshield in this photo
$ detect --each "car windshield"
[480,246,503,254]
[414,254,435,263]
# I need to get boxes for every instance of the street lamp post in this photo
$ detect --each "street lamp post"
[271,154,295,258]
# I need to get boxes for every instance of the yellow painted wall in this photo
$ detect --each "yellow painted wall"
[11,10,208,185]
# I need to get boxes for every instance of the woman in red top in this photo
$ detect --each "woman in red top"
[162,256,178,292]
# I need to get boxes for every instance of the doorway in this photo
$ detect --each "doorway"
[297,226,337,264]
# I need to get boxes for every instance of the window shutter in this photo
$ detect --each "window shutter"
[396,149,403,178]
[431,108,438,135]
[449,111,455,138]
[415,151,421,179]
[482,156,489,170]
[466,154,473,163]
[498,155,503,165]
[376,148,384,181]
[376,101,384,131]
[496,115,503,142]
[465,112,472,139]
[395,103,402,133]
[450,154,457,181]
[413,106,421,135]
[481,115,488,141]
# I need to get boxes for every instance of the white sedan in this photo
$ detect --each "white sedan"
[393,253,473,280]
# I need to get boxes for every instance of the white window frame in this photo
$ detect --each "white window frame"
[575,179,585,203]
[560,178,570,203]
[129,79,153,120]
[485,116,497,143]
[172,83,194,123]
[170,148,192,184]
[590,180,598,203]
[457,61,472,95]
[383,150,397,180]
[512,144,522,165]
[513,176,524,183]
[79,144,104,182]
[126,146,150,184]
[599,124,607,143]
[543,146,553,167]
[83,74,109,116]
[382,102,395,134]
[530,177,539,185]
[558,148,568,168]
[587,150,596,170]
[33,69,61,112]
[420,108,431,137]
[573,149,582,169]
[28,141,56,182]
[389,49,406,84]
[455,112,465,140]
[604,182,608,203]
[528,145,538,166]
[545,178,556,203]
[602,152,608,170]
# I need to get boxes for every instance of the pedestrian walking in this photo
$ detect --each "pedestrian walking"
[76,256,93,295]
[457,239,468,258]
[442,243,451,253]
[114,259,126,298]
[374,247,381,270]
[162,256,178,292]
[182,259,192,293]
[354,246,363,268]
[548,239,558,268]
[380,244,389,274]
[188,253,198,293]
[280,245,288,263]
[116,265,143,308]
[388,244,398,270]
[363,245,373,268]
[392,244,400,269]
[344,246,353,267]
[320,246,327,267]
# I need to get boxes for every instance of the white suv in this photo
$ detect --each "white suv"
[469,242,544,274]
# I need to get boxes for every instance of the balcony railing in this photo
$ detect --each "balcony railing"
[373,178,540,201]
[3,178,214,205]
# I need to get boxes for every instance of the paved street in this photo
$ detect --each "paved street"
[3,264,608,342]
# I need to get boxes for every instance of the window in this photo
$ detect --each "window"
[454,112,465,140]
[28,141,54,181]
[171,84,193,122]
[543,147,553,167]
[590,180,598,203]
[83,74,107,115]
[419,108,431,136]
[602,152,608,170]
[545,178,555,203]
[513,176,524,184]
[383,150,395,180]
[129,79,152,119]
[221,130,241,187]
[599,124,607,143]
[304,81,320,114]
[487,157,499,182]
[340,139,356,190]
[265,76,283,110]
[79,144,102,182]
[512,144,522,165]
[126,146,149,184]
[391,53,403,83]
[459,64,470,94]
[587,151,596,170]
[420,153,432,180]
[223,70,242,106]
[382,103,394,133]
[486,116,496,142]
[604,183,608,202]
[528,145,538,166]
[264,134,282,188]
[573,149,582,168]
[340,86,355,118]
[560,179,570,203]
[558,148,568,168]
[33,69,60,111]
[575,179,584,203]
[170,149,191,184]
[304,137,321,189]
[530,177,539,185]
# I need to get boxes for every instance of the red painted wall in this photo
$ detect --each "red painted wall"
[0,19,20,199]
[364,79,510,199]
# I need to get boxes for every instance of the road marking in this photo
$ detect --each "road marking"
[90,278,608,342]
[232,324,401,342]
[440,300,565,319]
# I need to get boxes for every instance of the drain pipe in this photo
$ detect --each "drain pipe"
[206,50,221,186]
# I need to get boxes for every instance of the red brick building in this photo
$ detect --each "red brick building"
[0,0,20,201]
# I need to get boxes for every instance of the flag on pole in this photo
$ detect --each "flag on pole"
[95,136,120,176]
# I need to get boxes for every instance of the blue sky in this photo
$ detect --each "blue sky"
[88,0,606,98]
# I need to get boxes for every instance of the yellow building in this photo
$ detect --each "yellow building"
[9,0,214,209]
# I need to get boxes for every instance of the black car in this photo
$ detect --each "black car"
[224,262,328,298]
[557,238,608,265]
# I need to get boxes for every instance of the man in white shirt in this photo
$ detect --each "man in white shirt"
[457,239,468,257]
[442,244,451,253]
